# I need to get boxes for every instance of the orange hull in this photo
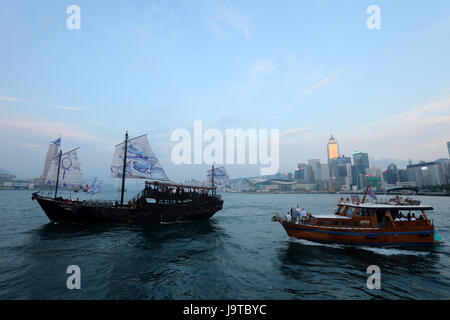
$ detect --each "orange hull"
[281,222,435,247]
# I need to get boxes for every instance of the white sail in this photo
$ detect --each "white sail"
[87,177,103,195]
[110,134,170,181]
[45,149,83,189]
[206,166,230,188]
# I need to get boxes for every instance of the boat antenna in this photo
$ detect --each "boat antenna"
[54,150,62,200]
[120,131,128,206]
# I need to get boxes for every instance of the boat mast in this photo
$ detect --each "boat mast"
[120,131,128,206]
[54,150,62,200]
[361,187,369,203]
[212,164,215,194]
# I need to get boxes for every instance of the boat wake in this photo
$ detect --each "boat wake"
[159,220,195,225]
[355,246,432,256]
[289,238,345,250]
[288,238,432,256]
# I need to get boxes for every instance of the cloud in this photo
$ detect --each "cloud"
[280,127,311,138]
[280,127,312,145]
[302,68,342,96]
[276,93,450,171]
[235,58,276,91]
[20,143,47,154]
[0,96,23,103]
[333,95,450,161]
[249,59,275,79]
[56,105,84,111]
[150,3,162,15]
[0,119,105,143]
[213,8,250,39]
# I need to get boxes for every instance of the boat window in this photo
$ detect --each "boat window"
[345,207,355,217]
[331,220,339,226]
[357,208,370,217]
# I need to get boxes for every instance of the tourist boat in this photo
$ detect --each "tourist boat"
[273,189,440,247]
[32,132,224,224]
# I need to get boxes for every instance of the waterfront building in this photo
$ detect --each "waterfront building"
[294,163,312,183]
[308,159,321,182]
[0,168,16,185]
[245,178,297,192]
[245,177,318,192]
[406,161,445,187]
[328,155,352,191]
[435,158,450,185]
[352,151,369,190]
[338,163,353,191]
[369,165,382,178]
[398,169,409,182]
[385,163,399,185]
[367,176,382,191]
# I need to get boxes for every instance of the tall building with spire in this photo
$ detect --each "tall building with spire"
[327,134,340,192]
[327,134,339,162]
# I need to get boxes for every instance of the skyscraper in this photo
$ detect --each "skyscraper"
[386,163,399,185]
[294,163,311,183]
[447,141,450,157]
[308,159,321,182]
[327,134,339,162]
[352,151,370,189]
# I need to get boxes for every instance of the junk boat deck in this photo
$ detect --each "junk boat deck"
[32,181,223,224]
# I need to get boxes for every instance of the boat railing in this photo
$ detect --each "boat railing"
[131,190,145,203]
[143,186,221,202]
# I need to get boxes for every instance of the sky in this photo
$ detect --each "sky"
[0,0,449,182]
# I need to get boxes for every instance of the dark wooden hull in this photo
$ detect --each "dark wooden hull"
[280,221,436,247]
[32,193,223,225]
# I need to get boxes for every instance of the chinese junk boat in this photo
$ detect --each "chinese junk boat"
[32,132,223,224]
[273,189,440,247]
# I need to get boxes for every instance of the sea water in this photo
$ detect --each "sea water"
[0,190,449,299]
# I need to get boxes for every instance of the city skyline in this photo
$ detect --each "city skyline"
[2,131,448,183]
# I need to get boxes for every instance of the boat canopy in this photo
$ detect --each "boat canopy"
[338,203,434,211]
